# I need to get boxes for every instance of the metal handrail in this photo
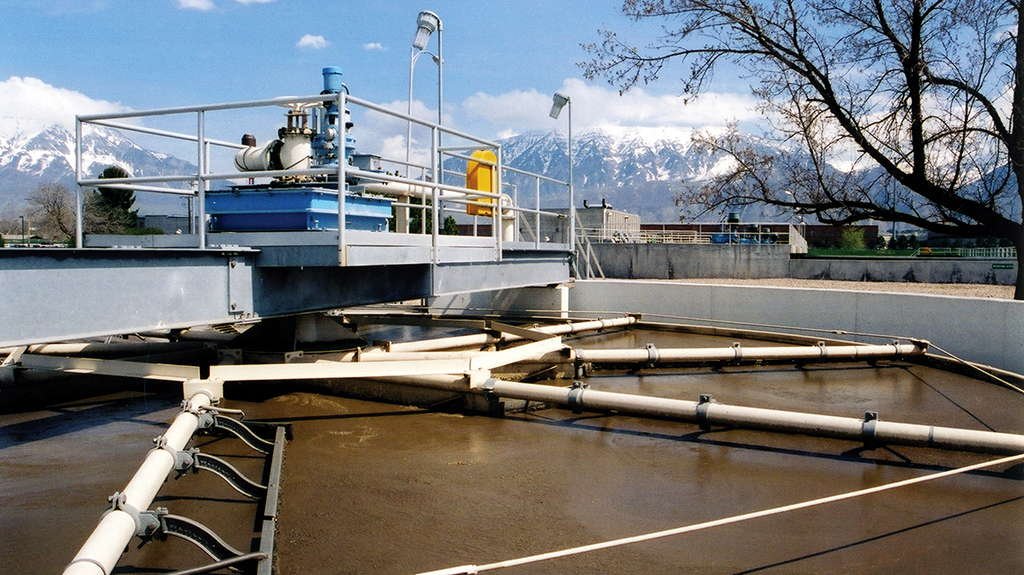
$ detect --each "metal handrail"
[347,94,498,149]
[915,246,1017,258]
[577,227,793,245]
[441,150,569,186]
[75,89,572,263]
[77,94,339,121]
[88,119,247,150]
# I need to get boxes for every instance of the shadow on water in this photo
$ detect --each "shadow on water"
[509,411,1024,481]
[152,494,255,506]
[0,393,177,450]
[734,495,1024,574]
[246,408,431,425]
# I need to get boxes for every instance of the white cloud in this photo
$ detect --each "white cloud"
[462,78,762,138]
[362,42,385,52]
[318,80,760,165]
[296,34,328,50]
[176,0,215,10]
[0,76,129,142]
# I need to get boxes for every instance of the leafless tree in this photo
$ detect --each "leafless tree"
[27,183,75,242]
[582,0,1024,298]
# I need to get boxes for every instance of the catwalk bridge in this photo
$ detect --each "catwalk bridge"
[0,76,572,348]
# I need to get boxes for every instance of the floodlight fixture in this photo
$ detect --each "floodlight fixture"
[550,92,569,119]
[405,10,444,233]
[549,91,574,251]
[413,10,440,50]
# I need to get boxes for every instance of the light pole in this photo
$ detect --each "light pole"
[406,11,443,169]
[549,92,572,251]
[404,10,442,234]
[20,215,26,245]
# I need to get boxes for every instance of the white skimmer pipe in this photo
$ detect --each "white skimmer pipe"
[63,393,213,575]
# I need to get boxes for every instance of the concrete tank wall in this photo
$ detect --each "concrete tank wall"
[790,257,1017,285]
[569,279,1024,375]
[590,244,790,279]
[430,285,568,316]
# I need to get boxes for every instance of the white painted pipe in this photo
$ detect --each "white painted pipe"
[483,380,1024,455]
[385,332,501,353]
[1,341,199,357]
[362,181,516,241]
[385,317,636,353]
[352,342,921,366]
[324,370,1024,454]
[575,342,926,364]
[360,181,465,202]
[64,394,212,575]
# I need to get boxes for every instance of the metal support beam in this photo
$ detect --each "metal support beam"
[18,354,200,381]
[211,338,564,382]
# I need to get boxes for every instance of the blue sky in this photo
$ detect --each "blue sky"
[1,1,622,106]
[0,0,759,157]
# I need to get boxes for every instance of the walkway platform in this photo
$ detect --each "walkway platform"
[0,234,569,347]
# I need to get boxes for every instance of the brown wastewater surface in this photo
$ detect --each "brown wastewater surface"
[1,329,1022,574]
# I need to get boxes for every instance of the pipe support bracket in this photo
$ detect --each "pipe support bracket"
[696,394,714,430]
[567,381,588,414]
[862,411,879,445]
[731,343,742,363]
[645,344,659,367]
[104,491,162,539]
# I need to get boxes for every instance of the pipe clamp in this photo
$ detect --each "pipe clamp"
[696,394,713,430]
[181,391,216,414]
[105,491,162,538]
[153,436,198,474]
[862,411,879,445]
[645,343,659,366]
[567,381,588,413]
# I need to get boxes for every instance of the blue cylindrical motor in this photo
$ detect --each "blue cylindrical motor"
[322,66,344,93]
[313,66,356,166]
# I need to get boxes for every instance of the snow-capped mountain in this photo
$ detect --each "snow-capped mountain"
[0,123,765,223]
[0,124,195,216]
[495,128,750,221]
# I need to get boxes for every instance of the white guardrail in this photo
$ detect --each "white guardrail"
[75,90,573,264]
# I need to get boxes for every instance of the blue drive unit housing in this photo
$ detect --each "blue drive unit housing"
[205,187,392,232]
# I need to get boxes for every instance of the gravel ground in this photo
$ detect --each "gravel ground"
[663,278,1016,299]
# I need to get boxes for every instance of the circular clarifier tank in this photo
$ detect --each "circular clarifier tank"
[2,325,1021,574]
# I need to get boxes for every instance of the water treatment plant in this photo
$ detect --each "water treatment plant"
[1,8,1022,575]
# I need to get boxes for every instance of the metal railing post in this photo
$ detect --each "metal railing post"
[494,146,502,261]
[567,101,574,254]
[534,177,541,249]
[421,166,428,234]
[74,118,83,248]
[196,111,207,249]
[511,182,518,242]
[430,125,439,264]
[337,92,347,265]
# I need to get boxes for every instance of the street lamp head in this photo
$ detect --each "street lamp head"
[413,11,441,50]
[549,92,569,119]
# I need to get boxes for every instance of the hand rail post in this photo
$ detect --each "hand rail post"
[74,117,84,248]
[196,111,207,249]
[337,92,347,265]
[430,125,439,265]
[495,146,503,261]
[534,177,541,250]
